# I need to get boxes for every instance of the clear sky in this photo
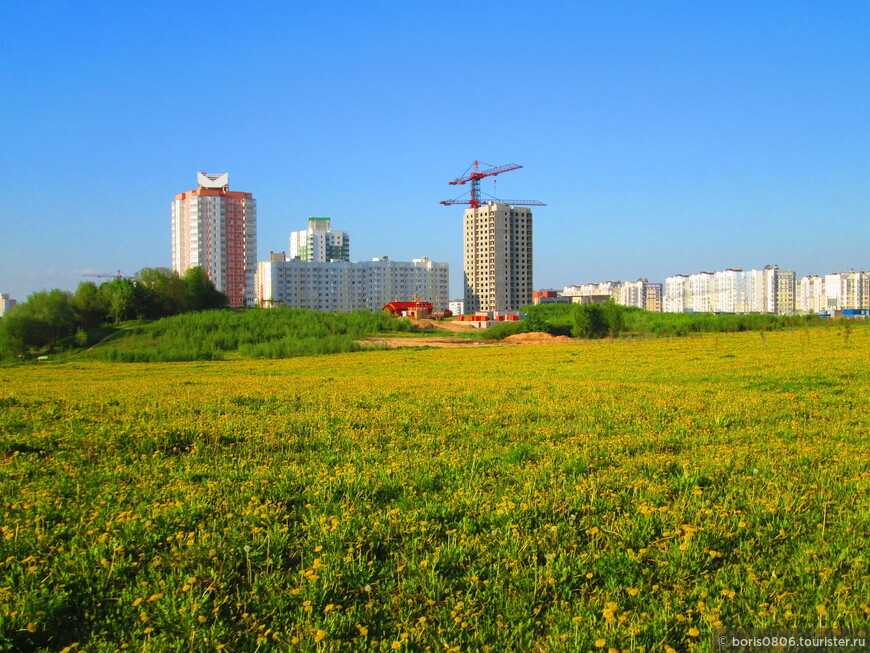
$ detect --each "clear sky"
[2,1,868,301]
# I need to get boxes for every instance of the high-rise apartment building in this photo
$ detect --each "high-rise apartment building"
[0,293,17,317]
[464,202,532,313]
[172,173,257,307]
[289,217,349,262]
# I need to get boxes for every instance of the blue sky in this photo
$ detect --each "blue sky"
[2,1,868,301]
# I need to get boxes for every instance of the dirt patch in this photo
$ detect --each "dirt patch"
[363,337,494,348]
[361,331,577,349]
[502,332,576,345]
[410,319,479,332]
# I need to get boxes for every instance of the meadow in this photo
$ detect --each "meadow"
[0,325,868,652]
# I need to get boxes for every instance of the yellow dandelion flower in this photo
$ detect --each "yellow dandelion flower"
[595,639,606,648]
[314,630,327,642]
[688,627,700,637]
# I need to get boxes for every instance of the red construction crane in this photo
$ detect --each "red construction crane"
[440,160,546,209]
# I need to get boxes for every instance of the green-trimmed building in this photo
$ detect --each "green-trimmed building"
[289,217,350,263]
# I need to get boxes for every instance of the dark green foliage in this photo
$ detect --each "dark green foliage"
[182,266,228,311]
[0,290,77,354]
[476,312,556,341]
[572,303,610,339]
[72,281,110,328]
[89,307,411,362]
[137,267,188,316]
[1,266,230,359]
[524,301,830,338]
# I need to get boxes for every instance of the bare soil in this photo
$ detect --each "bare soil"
[361,330,577,349]
[501,332,576,345]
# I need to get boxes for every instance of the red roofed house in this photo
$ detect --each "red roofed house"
[382,301,434,319]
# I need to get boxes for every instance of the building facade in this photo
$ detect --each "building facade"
[0,293,17,317]
[172,173,257,307]
[256,255,448,312]
[663,266,795,314]
[289,217,349,262]
[796,270,870,313]
[464,202,533,313]
[562,279,662,312]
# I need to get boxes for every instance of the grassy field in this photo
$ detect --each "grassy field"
[1,325,868,652]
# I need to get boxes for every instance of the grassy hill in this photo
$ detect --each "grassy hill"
[80,307,413,362]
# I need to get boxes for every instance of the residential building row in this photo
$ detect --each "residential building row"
[663,266,796,315]
[660,266,870,315]
[560,279,663,312]
[172,173,448,311]
[797,271,870,314]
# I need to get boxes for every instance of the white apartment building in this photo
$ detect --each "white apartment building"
[797,270,870,313]
[0,293,17,317]
[256,255,449,312]
[563,281,622,299]
[618,279,663,312]
[289,217,350,262]
[563,279,662,312]
[448,300,465,316]
[663,275,690,313]
[663,266,795,314]
[797,276,826,314]
[172,173,258,307]
[464,202,533,313]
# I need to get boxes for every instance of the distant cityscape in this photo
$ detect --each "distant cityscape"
[3,171,866,319]
[537,267,870,317]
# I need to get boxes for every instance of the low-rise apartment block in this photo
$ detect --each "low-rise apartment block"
[256,255,448,312]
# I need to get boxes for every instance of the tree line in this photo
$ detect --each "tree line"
[0,267,227,357]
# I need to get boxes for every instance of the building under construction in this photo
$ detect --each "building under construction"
[442,161,544,313]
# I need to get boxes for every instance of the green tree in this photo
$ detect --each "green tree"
[0,304,43,356]
[573,303,608,339]
[601,299,625,338]
[28,289,76,350]
[523,312,552,334]
[138,267,186,316]
[102,278,137,323]
[72,281,110,329]
[183,267,228,311]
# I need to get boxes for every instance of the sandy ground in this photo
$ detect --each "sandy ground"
[362,330,577,349]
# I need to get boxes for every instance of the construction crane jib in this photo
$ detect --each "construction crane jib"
[440,160,545,209]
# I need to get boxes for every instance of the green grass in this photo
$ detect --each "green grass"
[81,308,414,361]
[0,327,868,651]
[524,302,826,337]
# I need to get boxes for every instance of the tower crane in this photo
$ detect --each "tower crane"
[82,270,133,280]
[440,160,546,209]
